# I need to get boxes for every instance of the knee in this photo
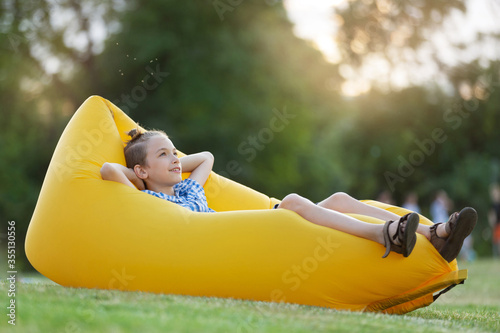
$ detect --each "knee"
[279,193,308,212]
[330,192,352,204]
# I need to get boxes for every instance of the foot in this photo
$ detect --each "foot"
[382,213,420,258]
[429,207,478,262]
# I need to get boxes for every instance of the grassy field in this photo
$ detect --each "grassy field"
[0,259,499,333]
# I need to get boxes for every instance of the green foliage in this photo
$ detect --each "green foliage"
[0,14,63,265]
[335,0,466,70]
[94,0,345,199]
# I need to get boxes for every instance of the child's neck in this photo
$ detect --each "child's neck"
[147,183,175,196]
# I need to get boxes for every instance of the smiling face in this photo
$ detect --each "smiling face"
[134,135,182,193]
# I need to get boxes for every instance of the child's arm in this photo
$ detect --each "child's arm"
[100,162,145,190]
[180,152,214,186]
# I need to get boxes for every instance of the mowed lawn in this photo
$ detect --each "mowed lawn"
[0,259,499,333]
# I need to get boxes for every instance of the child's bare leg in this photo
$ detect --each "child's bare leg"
[278,194,403,246]
[317,192,447,240]
[318,192,400,220]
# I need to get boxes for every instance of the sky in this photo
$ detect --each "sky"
[283,0,500,96]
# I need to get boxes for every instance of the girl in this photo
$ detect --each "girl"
[101,129,477,262]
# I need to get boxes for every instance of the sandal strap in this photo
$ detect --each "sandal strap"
[429,222,447,252]
[382,220,395,258]
[430,223,447,239]
[434,207,477,262]
[393,213,411,242]
[444,212,459,234]
[383,214,409,258]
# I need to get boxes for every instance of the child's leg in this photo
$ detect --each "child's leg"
[299,192,477,262]
[318,192,400,220]
[318,192,438,239]
[279,194,400,246]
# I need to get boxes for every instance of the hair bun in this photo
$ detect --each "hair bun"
[127,128,143,141]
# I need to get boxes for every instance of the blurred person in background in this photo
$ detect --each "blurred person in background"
[377,190,395,205]
[431,190,475,261]
[402,192,421,214]
[431,190,452,224]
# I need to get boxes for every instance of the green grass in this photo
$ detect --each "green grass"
[1,259,499,333]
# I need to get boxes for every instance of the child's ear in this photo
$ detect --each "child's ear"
[134,165,148,180]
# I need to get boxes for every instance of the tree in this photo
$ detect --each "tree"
[0,0,122,268]
[94,0,348,199]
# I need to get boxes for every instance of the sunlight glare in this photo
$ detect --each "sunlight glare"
[284,0,346,63]
[284,0,500,96]
[341,79,371,96]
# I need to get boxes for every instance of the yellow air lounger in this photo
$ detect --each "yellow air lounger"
[25,96,467,314]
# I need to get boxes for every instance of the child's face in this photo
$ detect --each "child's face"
[140,135,182,187]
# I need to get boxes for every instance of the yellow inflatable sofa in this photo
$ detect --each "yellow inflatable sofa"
[25,96,466,314]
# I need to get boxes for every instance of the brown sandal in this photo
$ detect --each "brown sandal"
[429,207,477,262]
[382,213,420,258]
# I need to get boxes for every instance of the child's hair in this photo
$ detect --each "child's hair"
[124,128,168,168]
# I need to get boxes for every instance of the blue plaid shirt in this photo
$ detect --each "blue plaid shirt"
[142,178,215,213]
